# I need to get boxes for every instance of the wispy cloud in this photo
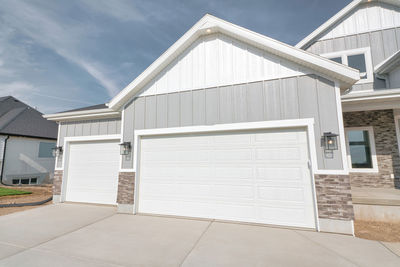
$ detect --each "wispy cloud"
[80,0,146,22]
[0,0,121,97]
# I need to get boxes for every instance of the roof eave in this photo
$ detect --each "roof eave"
[43,108,121,122]
[375,50,400,74]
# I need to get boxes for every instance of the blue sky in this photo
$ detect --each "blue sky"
[0,0,351,114]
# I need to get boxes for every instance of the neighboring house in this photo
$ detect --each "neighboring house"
[0,96,58,185]
[296,0,400,189]
[44,14,360,235]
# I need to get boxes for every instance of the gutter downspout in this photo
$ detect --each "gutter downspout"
[0,136,9,186]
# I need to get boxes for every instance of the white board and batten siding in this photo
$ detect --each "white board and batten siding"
[318,2,400,41]
[138,33,310,97]
[138,128,317,229]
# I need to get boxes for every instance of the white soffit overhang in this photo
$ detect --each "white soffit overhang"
[43,108,120,122]
[107,14,360,110]
[341,88,400,112]
[296,0,400,49]
[342,87,400,102]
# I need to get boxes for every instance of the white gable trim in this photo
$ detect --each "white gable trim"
[107,14,359,110]
[296,0,400,49]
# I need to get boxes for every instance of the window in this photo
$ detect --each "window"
[348,54,367,79]
[330,57,342,64]
[322,48,373,84]
[39,142,56,158]
[345,127,378,172]
[11,178,38,185]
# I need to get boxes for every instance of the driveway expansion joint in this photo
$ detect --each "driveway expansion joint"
[380,242,400,258]
[294,230,361,267]
[0,212,116,262]
[179,219,214,266]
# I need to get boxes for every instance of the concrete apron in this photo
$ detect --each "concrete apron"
[0,204,399,267]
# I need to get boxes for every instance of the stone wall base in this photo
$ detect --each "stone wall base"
[318,218,354,235]
[117,172,135,205]
[314,174,354,221]
[53,170,63,195]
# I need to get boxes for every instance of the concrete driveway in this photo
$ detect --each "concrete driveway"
[0,204,398,267]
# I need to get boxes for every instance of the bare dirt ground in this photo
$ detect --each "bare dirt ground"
[0,185,52,216]
[354,220,400,242]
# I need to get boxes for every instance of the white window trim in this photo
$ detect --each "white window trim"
[345,126,378,173]
[321,47,373,85]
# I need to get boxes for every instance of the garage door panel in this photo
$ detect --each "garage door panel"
[256,167,304,181]
[65,140,119,205]
[257,186,307,202]
[141,165,211,178]
[142,150,209,162]
[138,128,316,229]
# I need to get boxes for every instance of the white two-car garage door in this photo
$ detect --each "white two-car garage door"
[137,128,317,229]
[65,140,120,205]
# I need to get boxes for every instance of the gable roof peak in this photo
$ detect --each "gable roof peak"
[296,0,400,49]
[104,14,359,110]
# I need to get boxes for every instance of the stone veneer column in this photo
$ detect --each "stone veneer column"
[117,172,135,213]
[314,174,355,234]
[53,170,63,203]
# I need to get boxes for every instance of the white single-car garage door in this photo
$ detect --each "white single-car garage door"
[138,128,317,229]
[65,140,120,205]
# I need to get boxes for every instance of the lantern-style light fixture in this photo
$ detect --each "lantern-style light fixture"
[52,146,63,157]
[321,132,339,151]
[119,142,131,155]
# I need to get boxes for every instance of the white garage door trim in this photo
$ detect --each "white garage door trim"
[60,134,121,204]
[133,119,320,230]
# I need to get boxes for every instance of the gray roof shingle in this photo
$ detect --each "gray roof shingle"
[0,96,58,139]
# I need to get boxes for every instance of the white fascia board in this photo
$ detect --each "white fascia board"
[296,0,363,49]
[375,50,400,74]
[43,108,121,122]
[108,14,359,110]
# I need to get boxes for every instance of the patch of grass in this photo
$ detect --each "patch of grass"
[0,187,32,197]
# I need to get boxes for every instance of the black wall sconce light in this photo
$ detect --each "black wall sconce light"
[52,146,63,157]
[321,132,339,151]
[119,142,132,155]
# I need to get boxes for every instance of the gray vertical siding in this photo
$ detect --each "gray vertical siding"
[57,118,121,168]
[121,74,343,170]
[307,26,400,91]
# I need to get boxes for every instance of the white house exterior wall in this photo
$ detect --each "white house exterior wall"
[2,136,56,185]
